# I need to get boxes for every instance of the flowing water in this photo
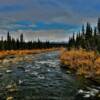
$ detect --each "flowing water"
[0,51,100,100]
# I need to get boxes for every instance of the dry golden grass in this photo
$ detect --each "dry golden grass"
[0,48,60,64]
[0,48,59,59]
[60,48,100,77]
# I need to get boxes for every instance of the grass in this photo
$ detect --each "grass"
[60,48,100,79]
[0,48,59,59]
[0,48,60,64]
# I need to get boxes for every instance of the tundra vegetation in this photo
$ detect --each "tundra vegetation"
[0,31,65,63]
[0,32,66,50]
[61,18,100,83]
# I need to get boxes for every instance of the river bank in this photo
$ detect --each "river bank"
[0,48,60,65]
[60,48,100,84]
[0,50,99,100]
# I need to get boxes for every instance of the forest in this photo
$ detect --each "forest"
[67,18,100,52]
[0,32,66,50]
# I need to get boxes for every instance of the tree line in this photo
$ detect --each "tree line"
[67,18,100,51]
[0,32,66,50]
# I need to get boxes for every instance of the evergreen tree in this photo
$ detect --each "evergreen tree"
[94,27,97,36]
[85,22,92,39]
[67,18,100,51]
[7,32,12,50]
[1,36,4,50]
[7,32,11,42]
[20,33,24,49]
[97,18,100,34]
[82,25,85,36]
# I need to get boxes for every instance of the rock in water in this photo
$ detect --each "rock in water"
[18,80,23,85]
[6,70,12,73]
[78,89,84,94]
[66,70,71,74]
[6,96,13,100]
[17,66,25,71]
[83,94,91,98]
[6,83,17,92]
[0,73,3,77]
[25,69,30,73]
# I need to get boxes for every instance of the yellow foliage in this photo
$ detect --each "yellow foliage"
[60,49,100,76]
[95,57,100,64]
[0,48,60,63]
[0,48,59,59]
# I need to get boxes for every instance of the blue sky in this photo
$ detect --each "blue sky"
[0,0,100,41]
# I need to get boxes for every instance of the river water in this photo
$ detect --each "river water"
[0,51,100,100]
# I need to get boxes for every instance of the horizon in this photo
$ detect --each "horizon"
[0,31,68,43]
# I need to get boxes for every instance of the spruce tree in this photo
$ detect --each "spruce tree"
[85,22,92,39]
[97,18,100,34]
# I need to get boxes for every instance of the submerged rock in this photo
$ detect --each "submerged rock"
[25,69,30,73]
[6,96,13,100]
[6,70,12,73]
[78,87,100,99]
[3,59,10,64]
[66,70,71,74]
[83,94,91,98]
[0,73,3,77]
[18,80,24,85]
[98,93,100,97]
[31,71,38,76]
[38,75,45,79]
[17,66,25,71]
[6,83,17,92]
[78,89,84,94]
[6,55,15,59]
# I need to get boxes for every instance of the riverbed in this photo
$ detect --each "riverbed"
[0,51,100,100]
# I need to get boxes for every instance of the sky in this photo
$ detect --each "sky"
[0,0,100,41]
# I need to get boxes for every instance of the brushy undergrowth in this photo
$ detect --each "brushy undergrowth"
[0,48,59,61]
[60,48,100,78]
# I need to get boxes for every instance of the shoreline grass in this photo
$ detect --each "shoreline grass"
[60,48,100,82]
[0,48,60,58]
[0,48,60,64]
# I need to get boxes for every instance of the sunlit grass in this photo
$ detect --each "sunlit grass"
[0,48,59,58]
[0,48,60,64]
[60,48,100,77]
